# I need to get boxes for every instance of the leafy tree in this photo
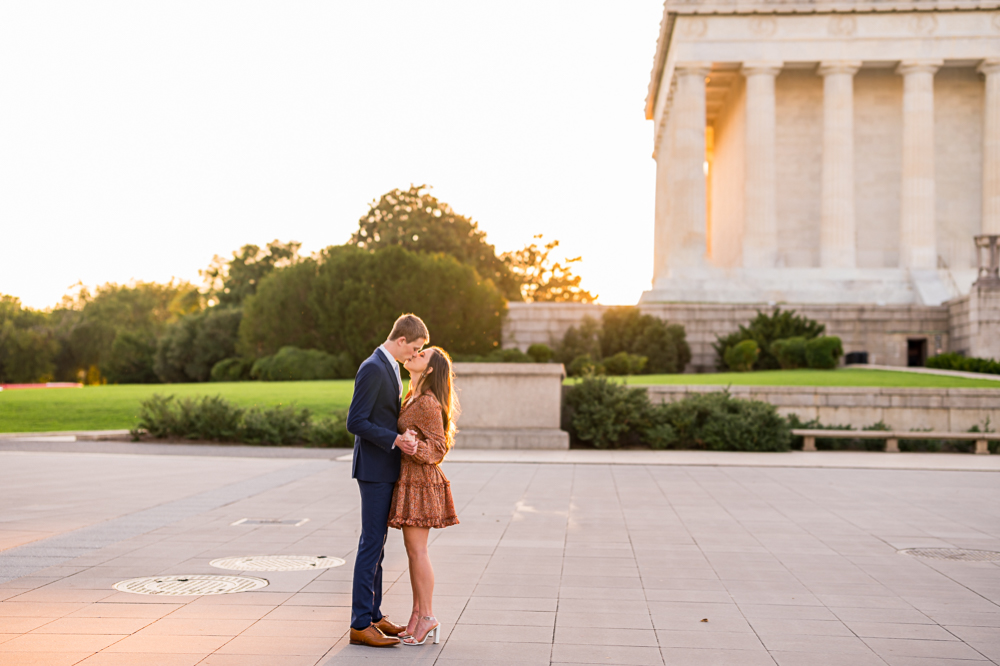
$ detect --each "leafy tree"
[713,307,825,371]
[104,332,159,384]
[155,307,243,383]
[0,295,58,383]
[237,260,322,358]
[239,245,505,366]
[201,240,301,307]
[348,185,519,299]
[555,316,602,365]
[501,235,595,303]
[62,281,200,383]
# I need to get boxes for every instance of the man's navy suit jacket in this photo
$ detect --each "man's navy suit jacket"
[347,349,402,483]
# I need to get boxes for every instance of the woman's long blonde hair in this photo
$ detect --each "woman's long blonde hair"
[411,346,460,448]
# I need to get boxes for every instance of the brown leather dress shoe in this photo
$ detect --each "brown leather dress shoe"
[374,616,405,637]
[349,624,399,647]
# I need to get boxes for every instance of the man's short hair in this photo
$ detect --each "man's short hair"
[388,314,429,344]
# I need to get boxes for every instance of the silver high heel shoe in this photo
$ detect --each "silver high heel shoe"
[402,616,440,645]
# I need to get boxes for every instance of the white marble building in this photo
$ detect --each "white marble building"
[642,0,1000,306]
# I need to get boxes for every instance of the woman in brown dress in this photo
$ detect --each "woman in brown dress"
[388,345,459,646]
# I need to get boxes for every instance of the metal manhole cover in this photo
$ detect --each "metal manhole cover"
[899,548,1000,562]
[210,555,346,572]
[113,574,269,596]
[231,518,309,526]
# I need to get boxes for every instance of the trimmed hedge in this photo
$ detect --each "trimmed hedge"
[131,394,352,447]
[527,344,554,364]
[210,357,253,382]
[805,336,843,370]
[771,337,807,370]
[603,352,648,376]
[250,346,354,381]
[927,352,1000,375]
[724,339,759,372]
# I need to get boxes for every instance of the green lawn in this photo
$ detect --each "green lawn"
[2,368,997,434]
[572,368,1000,388]
[0,381,359,434]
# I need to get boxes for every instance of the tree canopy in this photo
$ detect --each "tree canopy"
[239,245,505,367]
[201,240,301,307]
[348,185,522,299]
[502,235,596,303]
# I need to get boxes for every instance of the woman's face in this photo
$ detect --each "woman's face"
[404,348,434,375]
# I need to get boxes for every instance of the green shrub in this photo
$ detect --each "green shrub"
[239,404,312,445]
[927,352,1000,375]
[250,346,354,381]
[133,394,244,442]
[805,336,843,369]
[527,343,554,363]
[155,306,243,383]
[598,307,689,374]
[130,393,352,447]
[644,391,791,452]
[714,307,825,371]
[486,348,533,363]
[568,354,602,377]
[770,337,808,370]
[602,351,648,376]
[555,316,602,365]
[309,414,353,448]
[210,357,253,382]
[132,394,180,439]
[724,340,759,372]
[564,376,649,448]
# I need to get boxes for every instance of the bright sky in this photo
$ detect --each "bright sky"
[1,1,663,309]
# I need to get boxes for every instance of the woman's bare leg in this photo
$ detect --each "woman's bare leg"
[402,526,435,638]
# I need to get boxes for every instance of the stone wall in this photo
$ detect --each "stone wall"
[948,285,1000,360]
[644,384,999,432]
[452,363,569,450]
[504,301,949,372]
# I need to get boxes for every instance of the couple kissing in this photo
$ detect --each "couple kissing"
[345,313,459,648]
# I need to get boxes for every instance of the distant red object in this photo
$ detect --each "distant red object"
[0,382,83,391]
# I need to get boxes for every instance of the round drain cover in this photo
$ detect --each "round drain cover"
[900,548,1000,562]
[113,574,268,596]
[210,555,346,572]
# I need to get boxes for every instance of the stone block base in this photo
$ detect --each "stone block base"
[455,428,569,450]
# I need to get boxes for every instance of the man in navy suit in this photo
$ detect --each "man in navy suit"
[346,313,429,647]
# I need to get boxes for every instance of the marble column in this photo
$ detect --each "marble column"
[819,61,861,268]
[980,59,1000,235]
[665,63,712,272]
[742,61,782,269]
[897,60,942,270]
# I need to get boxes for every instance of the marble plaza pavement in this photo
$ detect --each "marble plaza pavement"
[0,441,998,665]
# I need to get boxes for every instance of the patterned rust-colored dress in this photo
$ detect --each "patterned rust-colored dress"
[388,391,459,529]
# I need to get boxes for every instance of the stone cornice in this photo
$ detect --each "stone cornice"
[665,0,999,15]
[644,0,1000,120]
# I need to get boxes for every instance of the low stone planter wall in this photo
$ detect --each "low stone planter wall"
[644,385,1000,431]
[452,363,569,449]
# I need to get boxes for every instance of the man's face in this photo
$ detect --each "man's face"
[389,336,426,362]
